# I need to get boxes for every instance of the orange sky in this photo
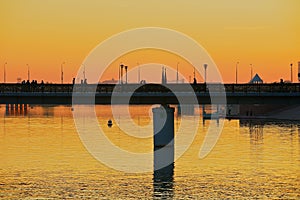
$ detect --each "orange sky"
[0,0,300,83]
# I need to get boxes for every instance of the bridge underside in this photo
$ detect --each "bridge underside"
[1,93,300,105]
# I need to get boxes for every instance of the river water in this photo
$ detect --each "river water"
[0,105,299,199]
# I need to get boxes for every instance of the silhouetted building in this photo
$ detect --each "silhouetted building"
[249,73,263,84]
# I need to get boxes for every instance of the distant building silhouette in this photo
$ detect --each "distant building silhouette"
[249,74,263,84]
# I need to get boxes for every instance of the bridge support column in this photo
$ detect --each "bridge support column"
[153,105,175,198]
[152,105,174,171]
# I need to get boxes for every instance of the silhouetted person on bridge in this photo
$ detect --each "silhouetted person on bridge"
[193,78,197,85]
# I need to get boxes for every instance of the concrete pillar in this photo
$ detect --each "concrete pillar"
[152,105,175,199]
[152,105,175,148]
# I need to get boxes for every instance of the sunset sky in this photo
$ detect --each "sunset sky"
[1,0,300,83]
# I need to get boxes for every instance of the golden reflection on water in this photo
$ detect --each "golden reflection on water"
[0,105,299,199]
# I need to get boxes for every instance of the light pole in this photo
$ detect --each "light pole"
[193,65,195,81]
[83,64,86,82]
[176,62,179,84]
[203,64,208,83]
[236,61,239,84]
[4,62,7,83]
[125,65,128,84]
[118,63,121,84]
[27,64,30,81]
[61,62,65,84]
[290,63,293,83]
[137,62,140,84]
[250,64,253,81]
[120,64,124,84]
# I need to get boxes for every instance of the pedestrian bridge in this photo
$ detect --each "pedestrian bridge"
[1,83,300,105]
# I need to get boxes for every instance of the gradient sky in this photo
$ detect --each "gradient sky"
[1,0,300,83]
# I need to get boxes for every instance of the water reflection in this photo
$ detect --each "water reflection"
[1,105,300,199]
[240,119,300,145]
[153,146,174,199]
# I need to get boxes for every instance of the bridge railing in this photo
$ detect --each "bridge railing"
[1,83,300,94]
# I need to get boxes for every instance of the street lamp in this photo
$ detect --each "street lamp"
[236,61,239,84]
[203,64,208,83]
[290,63,293,83]
[193,65,196,81]
[4,62,7,83]
[84,64,86,81]
[176,62,179,84]
[27,64,30,81]
[125,65,128,84]
[61,62,65,84]
[250,64,253,81]
[137,62,140,84]
[120,64,124,84]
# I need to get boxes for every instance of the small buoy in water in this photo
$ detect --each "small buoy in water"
[107,119,113,127]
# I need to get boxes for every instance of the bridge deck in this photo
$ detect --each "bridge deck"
[1,83,300,105]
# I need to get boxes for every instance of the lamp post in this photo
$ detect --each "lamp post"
[83,64,86,82]
[290,63,293,83]
[137,62,140,84]
[193,65,195,81]
[61,62,65,84]
[250,64,253,81]
[176,62,179,84]
[118,63,121,84]
[120,64,124,84]
[27,64,30,81]
[125,65,128,84]
[4,62,7,83]
[203,64,208,83]
[236,61,239,84]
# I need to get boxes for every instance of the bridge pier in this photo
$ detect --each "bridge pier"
[152,105,174,170]
[152,105,175,198]
[153,105,175,149]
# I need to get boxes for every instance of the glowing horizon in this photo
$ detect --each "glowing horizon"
[0,0,299,83]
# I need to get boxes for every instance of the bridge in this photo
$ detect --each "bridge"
[1,83,300,105]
